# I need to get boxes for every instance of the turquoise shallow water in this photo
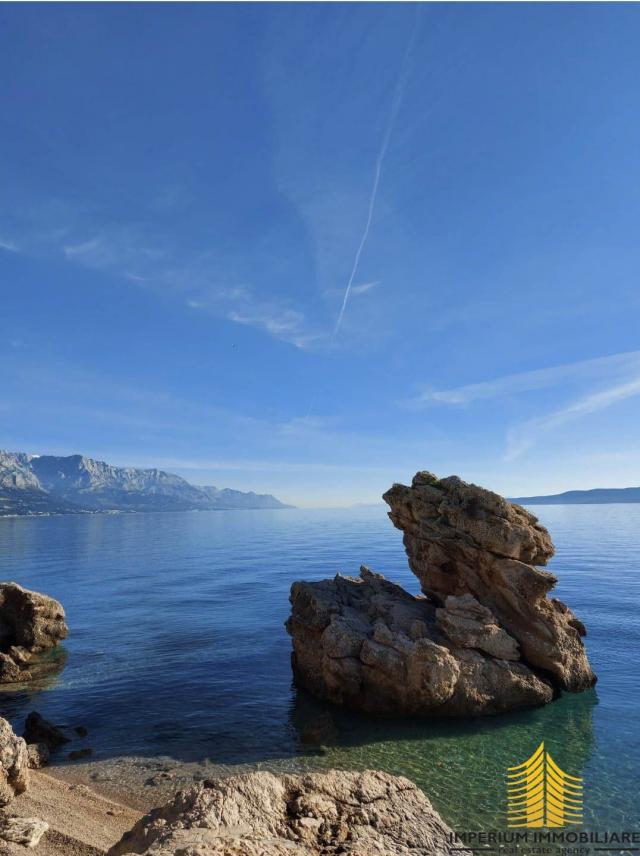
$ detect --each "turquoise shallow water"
[0,504,638,835]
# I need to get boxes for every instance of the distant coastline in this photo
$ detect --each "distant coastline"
[511,486,640,505]
[0,449,293,517]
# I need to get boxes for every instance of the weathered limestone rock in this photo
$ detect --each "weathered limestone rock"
[26,742,49,770]
[108,769,468,856]
[383,473,596,692]
[0,815,48,847]
[287,567,552,716]
[0,718,29,806]
[286,472,595,717]
[436,594,520,661]
[0,583,68,684]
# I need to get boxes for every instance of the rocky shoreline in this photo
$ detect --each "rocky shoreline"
[0,727,468,855]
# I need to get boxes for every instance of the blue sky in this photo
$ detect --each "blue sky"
[2,4,640,507]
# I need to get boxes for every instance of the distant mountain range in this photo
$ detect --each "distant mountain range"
[0,450,292,516]
[511,487,640,505]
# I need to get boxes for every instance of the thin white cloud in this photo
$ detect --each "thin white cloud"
[64,237,103,259]
[350,280,380,296]
[410,350,640,407]
[48,225,318,348]
[228,308,303,336]
[0,238,19,253]
[50,225,322,349]
[505,376,640,461]
[226,306,320,349]
[63,232,166,272]
[323,280,380,299]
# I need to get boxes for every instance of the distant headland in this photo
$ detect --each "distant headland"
[511,486,640,505]
[0,450,292,516]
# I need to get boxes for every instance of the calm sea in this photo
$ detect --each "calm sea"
[0,504,638,833]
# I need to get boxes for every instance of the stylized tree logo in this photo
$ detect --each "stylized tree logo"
[507,741,583,828]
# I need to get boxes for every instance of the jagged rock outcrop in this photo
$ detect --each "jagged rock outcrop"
[108,769,467,856]
[286,471,595,717]
[0,583,68,684]
[287,567,553,716]
[0,718,29,806]
[384,472,595,692]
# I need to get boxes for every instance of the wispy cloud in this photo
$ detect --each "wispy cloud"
[350,280,379,296]
[0,238,19,252]
[187,286,318,349]
[402,349,640,461]
[505,376,640,461]
[227,307,313,347]
[16,221,319,349]
[409,350,640,407]
[63,237,103,259]
[324,280,380,299]
[62,231,166,272]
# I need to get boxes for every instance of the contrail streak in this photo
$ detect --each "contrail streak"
[304,12,420,423]
[332,11,419,340]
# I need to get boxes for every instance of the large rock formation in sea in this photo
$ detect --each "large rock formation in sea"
[0,718,29,806]
[286,471,596,716]
[108,769,466,856]
[0,583,68,684]
[0,450,291,516]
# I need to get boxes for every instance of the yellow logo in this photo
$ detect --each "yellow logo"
[507,741,583,828]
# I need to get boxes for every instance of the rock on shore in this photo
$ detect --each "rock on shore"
[0,583,68,684]
[108,769,466,856]
[0,718,29,806]
[286,471,595,717]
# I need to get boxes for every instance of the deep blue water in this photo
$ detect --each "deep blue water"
[0,504,638,834]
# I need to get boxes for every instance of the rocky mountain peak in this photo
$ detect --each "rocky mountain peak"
[0,450,291,515]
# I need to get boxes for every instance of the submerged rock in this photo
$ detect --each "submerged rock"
[0,583,68,684]
[0,718,29,806]
[108,769,467,856]
[24,712,70,751]
[68,747,92,761]
[286,472,595,717]
[299,711,338,746]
